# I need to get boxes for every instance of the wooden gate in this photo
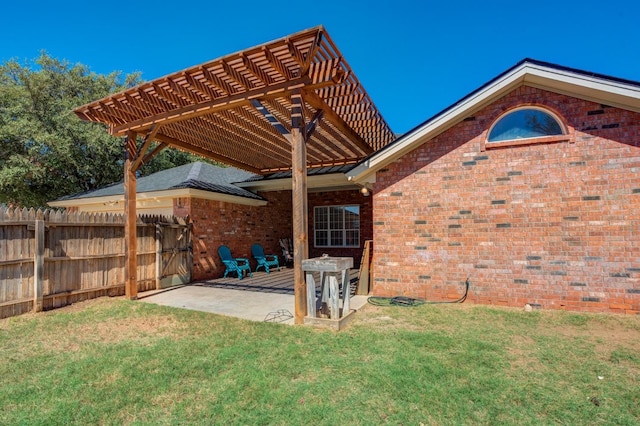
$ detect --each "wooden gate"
[155,219,192,289]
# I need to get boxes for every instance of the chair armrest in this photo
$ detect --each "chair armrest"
[265,254,278,261]
[235,257,250,265]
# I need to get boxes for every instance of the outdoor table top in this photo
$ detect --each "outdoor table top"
[301,256,353,272]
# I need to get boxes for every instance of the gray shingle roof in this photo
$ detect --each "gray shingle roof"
[56,162,265,201]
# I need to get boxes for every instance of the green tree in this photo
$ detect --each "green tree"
[0,53,210,208]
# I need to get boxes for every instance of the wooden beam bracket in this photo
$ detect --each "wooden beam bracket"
[305,109,324,140]
[130,125,161,172]
[141,142,168,166]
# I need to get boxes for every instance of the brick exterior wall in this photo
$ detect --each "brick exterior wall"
[372,86,640,314]
[174,192,291,280]
[175,188,372,280]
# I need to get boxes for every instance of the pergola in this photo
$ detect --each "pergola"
[74,26,395,324]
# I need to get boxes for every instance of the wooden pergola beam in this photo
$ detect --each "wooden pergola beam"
[241,53,273,86]
[110,77,343,137]
[152,133,263,174]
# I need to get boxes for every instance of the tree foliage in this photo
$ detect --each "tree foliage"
[0,53,209,208]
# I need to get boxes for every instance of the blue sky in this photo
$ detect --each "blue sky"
[2,0,638,134]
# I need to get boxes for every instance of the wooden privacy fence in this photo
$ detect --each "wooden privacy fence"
[0,207,192,319]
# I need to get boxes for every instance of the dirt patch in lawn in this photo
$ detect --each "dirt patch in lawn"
[2,297,187,354]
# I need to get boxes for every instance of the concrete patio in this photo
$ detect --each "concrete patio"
[139,268,368,325]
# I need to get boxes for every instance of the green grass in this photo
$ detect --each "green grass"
[1,298,639,425]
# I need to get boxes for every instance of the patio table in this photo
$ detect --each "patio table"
[302,256,353,320]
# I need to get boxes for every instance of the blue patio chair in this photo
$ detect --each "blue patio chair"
[251,243,280,273]
[218,245,252,279]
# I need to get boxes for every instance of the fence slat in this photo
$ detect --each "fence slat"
[33,219,44,312]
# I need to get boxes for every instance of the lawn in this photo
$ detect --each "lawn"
[1,297,639,425]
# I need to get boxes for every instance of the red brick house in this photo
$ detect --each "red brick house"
[347,59,640,314]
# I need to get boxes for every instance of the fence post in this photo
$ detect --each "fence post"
[33,217,45,312]
[186,218,193,283]
[155,223,162,290]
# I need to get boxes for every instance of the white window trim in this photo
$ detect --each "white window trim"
[314,205,360,248]
[484,106,570,150]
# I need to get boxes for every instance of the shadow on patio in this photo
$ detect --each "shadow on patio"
[139,268,367,325]
[195,267,360,295]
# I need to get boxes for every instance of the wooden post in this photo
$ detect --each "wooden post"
[33,216,44,312]
[252,91,316,325]
[155,223,162,290]
[291,89,309,325]
[124,131,138,299]
[357,240,371,295]
[186,218,193,283]
[291,124,308,324]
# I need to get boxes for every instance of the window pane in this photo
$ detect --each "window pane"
[314,207,328,230]
[488,109,563,142]
[344,206,360,229]
[330,230,343,246]
[329,207,342,229]
[346,230,359,247]
[315,230,328,247]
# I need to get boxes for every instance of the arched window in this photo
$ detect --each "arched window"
[488,107,565,143]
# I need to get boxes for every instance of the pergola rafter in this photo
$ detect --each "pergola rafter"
[73,26,395,324]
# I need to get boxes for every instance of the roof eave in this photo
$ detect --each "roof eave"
[236,172,360,192]
[48,187,267,208]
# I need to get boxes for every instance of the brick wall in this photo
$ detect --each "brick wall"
[373,86,640,314]
[177,188,372,280]
[175,191,291,280]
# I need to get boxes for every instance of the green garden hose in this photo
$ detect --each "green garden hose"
[367,278,470,306]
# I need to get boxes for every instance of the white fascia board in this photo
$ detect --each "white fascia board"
[522,64,640,112]
[48,188,267,209]
[182,188,267,206]
[347,63,640,183]
[236,173,359,192]
[48,194,124,208]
